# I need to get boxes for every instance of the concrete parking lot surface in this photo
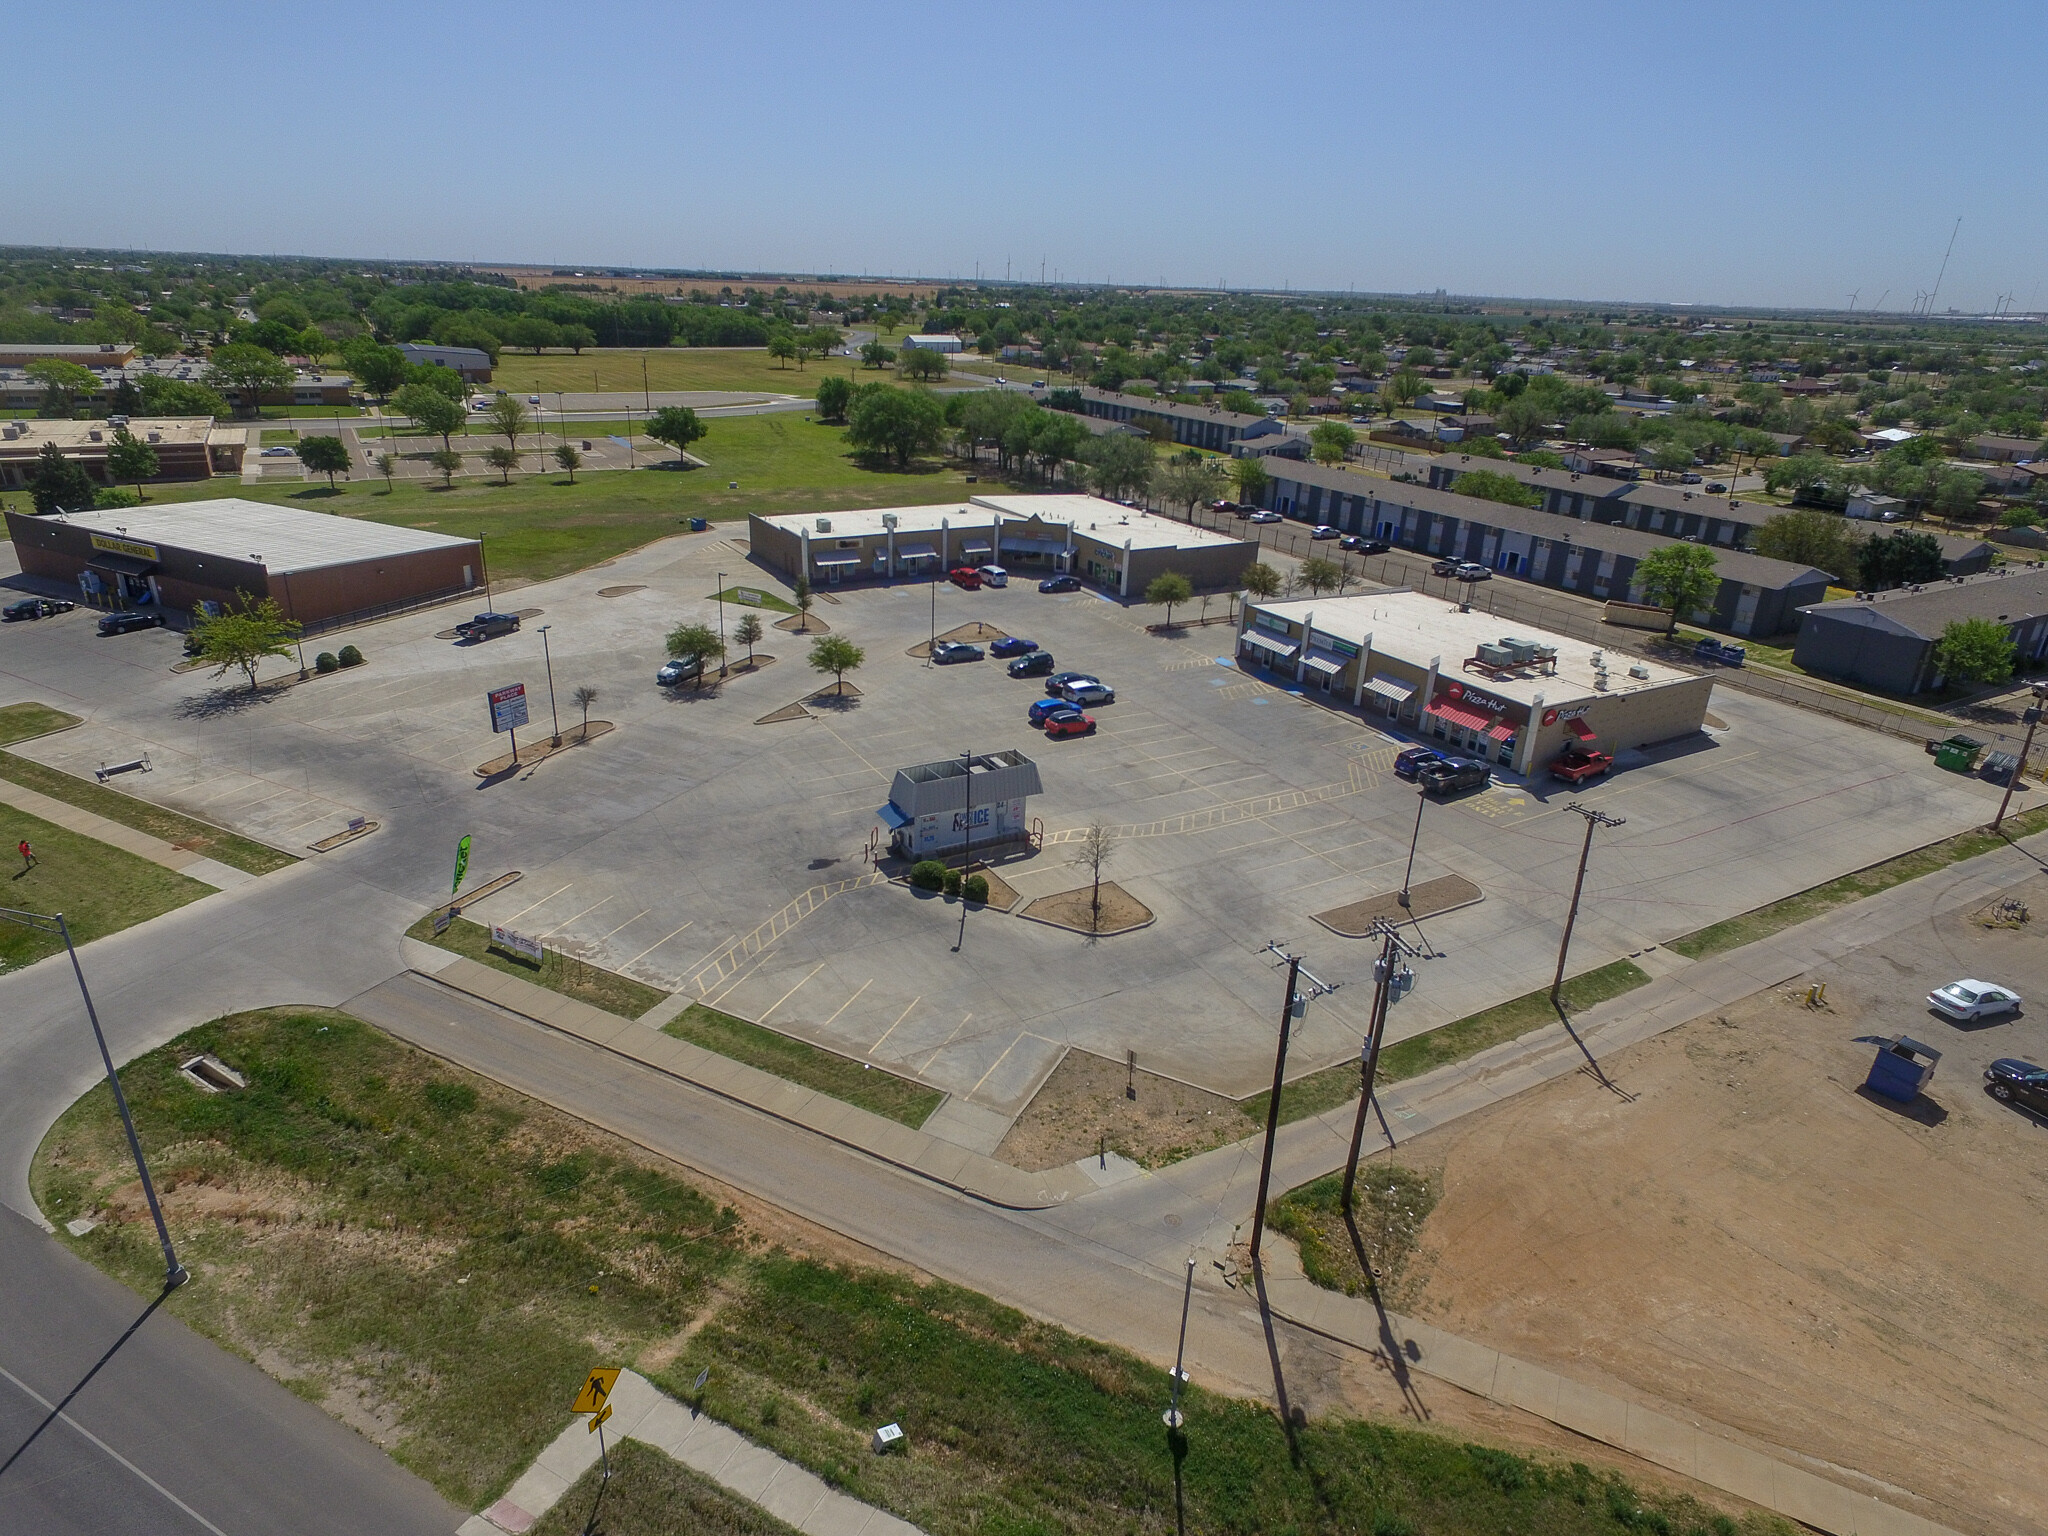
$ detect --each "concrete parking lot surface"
[0,520,2013,1153]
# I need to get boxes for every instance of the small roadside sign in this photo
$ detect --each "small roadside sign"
[587,1402,613,1432]
[733,587,767,607]
[490,924,543,962]
[487,683,530,734]
[572,1368,621,1414]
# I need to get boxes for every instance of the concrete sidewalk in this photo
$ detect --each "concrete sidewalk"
[459,1370,922,1536]
[0,776,250,890]
[404,944,1074,1210]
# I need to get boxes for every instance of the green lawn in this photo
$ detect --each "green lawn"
[406,913,669,1019]
[1244,960,1653,1128]
[0,804,214,971]
[713,585,798,614]
[37,1009,1782,1536]
[489,348,861,398]
[662,1003,942,1128]
[150,414,1011,586]
[0,705,295,877]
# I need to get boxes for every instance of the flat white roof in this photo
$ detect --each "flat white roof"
[758,495,1248,553]
[37,498,477,574]
[1250,590,1694,706]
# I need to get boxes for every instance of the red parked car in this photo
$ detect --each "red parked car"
[1041,709,1097,739]
[1550,747,1613,784]
[948,567,983,590]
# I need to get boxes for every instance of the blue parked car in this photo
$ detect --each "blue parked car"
[1039,574,1081,593]
[1394,746,1447,781]
[1692,637,1746,667]
[989,636,1039,657]
[1029,696,1081,726]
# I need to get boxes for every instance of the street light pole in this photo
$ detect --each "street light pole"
[0,906,186,1289]
[1991,683,2048,831]
[1163,1254,1195,1428]
[537,624,561,745]
[715,572,728,677]
[1551,804,1625,1005]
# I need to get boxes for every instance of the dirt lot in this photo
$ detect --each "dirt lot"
[994,1048,1241,1170]
[1383,876,2048,1536]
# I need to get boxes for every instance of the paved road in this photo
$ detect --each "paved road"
[0,1208,458,1536]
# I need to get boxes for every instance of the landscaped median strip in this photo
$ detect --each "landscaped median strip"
[407,949,1071,1209]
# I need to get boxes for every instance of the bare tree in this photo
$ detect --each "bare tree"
[1073,819,1119,931]
[572,684,599,736]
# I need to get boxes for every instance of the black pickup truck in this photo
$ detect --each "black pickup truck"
[455,612,521,641]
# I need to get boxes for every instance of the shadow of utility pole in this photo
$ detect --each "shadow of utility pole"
[0,1276,178,1481]
[1553,999,1635,1102]
[1341,1208,1431,1422]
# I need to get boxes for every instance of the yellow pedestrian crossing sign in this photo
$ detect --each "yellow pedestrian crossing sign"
[587,1403,613,1432]
[572,1368,621,1414]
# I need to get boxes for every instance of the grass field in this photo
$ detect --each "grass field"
[0,804,214,971]
[406,913,669,1019]
[151,414,1007,586]
[662,1003,942,1128]
[488,348,869,399]
[0,703,295,876]
[37,1007,1778,1535]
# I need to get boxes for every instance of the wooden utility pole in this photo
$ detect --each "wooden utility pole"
[1551,804,1625,1005]
[1247,954,1300,1267]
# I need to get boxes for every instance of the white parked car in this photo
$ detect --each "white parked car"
[1927,979,2023,1022]
[977,565,1009,587]
[1248,510,1282,524]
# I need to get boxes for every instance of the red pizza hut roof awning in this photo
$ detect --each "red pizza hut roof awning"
[1426,698,1497,733]
[1566,717,1597,739]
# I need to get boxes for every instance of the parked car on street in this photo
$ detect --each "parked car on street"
[948,567,983,590]
[1418,757,1492,797]
[1550,747,1614,784]
[1059,679,1115,706]
[1927,979,2023,1023]
[3,598,74,621]
[931,641,984,664]
[1338,536,1390,554]
[1393,746,1447,781]
[1028,695,1081,726]
[1038,574,1081,593]
[976,565,1009,587]
[1008,651,1056,677]
[1310,525,1340,540]
[1453,562,1492,582]
[1248,510,1282,524]
[455,612,521,640]
[96,610,161,636]
[657,657,703,687]
[1041,709,1097,739]
[989,636,1039,657]
[1984,1057,2048,1112]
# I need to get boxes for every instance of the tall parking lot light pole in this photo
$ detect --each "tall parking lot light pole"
[537,624,561,745]
[1398,786,1427,908]
[0,906,186,1290]
[1551,804,1625,1006]
[716,573,728,677]
[1992,683,2048,832]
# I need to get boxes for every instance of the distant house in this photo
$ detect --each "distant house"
[1230,434,1308,461]
[1794,569,2048,694]
[1436,414,1495,443]
[1561,447,1640,480]
[1969,434,2044,464]
[1845,493,1907,522]
[1762,430,1808,457]
[1779,378,1838,397]
[1862,427,1920,450]
[397,343,493,382]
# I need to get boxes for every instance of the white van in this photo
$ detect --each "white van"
[977,565,1009,587]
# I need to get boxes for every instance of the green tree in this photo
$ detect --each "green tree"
[767,334,797,368]
[553,443,581,483]
[137,376,229,418]
[108,376,143,417]
[28,441,97,513]
[1383,369,1425,412]
[191,592,302,693]
[1495,395,1551,447]
[376,451,397,490]
[1763,453,1845,498]
[1634,543,1720,631]
[572,684,599,734]
[1933,467,1986,519]
[808,634,864,694]
[665,621,725,687]
[646,405,707,462]
[483,445,520,484]
[1144,571,1194,626]
[793,576,814,631]
[1085,433,1155,501]
[1221,388,1259,415]
[1297,554,1344,595]
[899,347,950,382]
[1239,561,1283,602]
[503,316,561,353]
[299,434,351,489]
[1230,453,1269,508]
[859,339,893,369]
[1517,448,1566,469]
[1649,439,1697,474]
[105,427,160,500]
[846,386,945,468]
[408,362,470,402]
[1026,411,1089,485]
[205,343,294,417]
[733,611,763,667]
[27,359,100,417]
[559,323,597,354]
[1152,456,1225,518]
[1857,529,1947,589]
[429,447,464,487]
[1309,421,1355,466]
[1752,510,1862,583]
[1931,617,2015,687]
[393,380,466,451]
[343,339,408,399]
[484,395,530,453]
[814,374,852,423]
[1450,469,1540,508]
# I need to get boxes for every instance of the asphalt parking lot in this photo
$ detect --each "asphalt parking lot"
[0,525,2017,1154]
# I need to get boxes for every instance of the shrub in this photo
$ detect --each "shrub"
[962,873,990,904]
[943,868,963,897]
[909,860,948,892]
[337,644,364,667]
[314,651,339,673]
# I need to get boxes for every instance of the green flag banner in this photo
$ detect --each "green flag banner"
[452,834,471,896]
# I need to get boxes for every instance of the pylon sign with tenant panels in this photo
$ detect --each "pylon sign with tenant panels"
[487,683,529,733]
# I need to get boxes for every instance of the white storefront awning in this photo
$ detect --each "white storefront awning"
[1301,651,1346,676]
[1362,674,1415,704]
[1239,629,1299,660]
[896,543,938,559]
[812,551,861,566]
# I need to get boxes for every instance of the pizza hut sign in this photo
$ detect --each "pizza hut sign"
[1442,680,1507,713]
[1541,704,1594,726]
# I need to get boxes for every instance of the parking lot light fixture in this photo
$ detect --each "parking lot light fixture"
[716,573,727,676]
[537,624,561,745]
[1398,787,1426,907]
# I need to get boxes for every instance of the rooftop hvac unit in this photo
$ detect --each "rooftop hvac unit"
[1475,643,1517,668]
[815,517,832,533]
[1497,635,1541,663]
[1628,665,1650,679]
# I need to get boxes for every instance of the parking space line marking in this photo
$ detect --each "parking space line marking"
[499,882,575,922]
[966,1032,1027,1099]
[624,920,695,966]
[689,872,885,994]
[539,895,613,937]
[919,1013,973,1073]
[704,947,778,1008]
[870,997,920,1055]
[761,962,827,1022]
[818,978,873,1028]
[598,908,653,942]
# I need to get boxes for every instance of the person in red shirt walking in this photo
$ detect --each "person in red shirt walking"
[17,839,35,872]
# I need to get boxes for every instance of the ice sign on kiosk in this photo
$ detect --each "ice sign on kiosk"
[487,683,529,734]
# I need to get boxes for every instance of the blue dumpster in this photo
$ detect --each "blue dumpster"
[1865,1035,1941,1104]
[688,517,709,532]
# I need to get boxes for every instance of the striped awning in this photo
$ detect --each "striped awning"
[1362,675,1415,705]
[1486,721,1516,743]
[1239,629,1299,661]
[1566,717,1597,740]
[1426,698,1497,733]
[1301,651,1347,676]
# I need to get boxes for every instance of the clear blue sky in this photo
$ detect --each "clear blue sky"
[14,1,2043,312]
